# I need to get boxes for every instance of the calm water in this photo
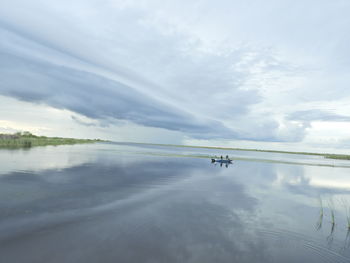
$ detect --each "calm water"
[1,142,350,263]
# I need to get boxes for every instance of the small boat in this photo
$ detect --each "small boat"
[211,158,232,164]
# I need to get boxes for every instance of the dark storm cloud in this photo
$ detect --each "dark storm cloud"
[0,18,259,140]
[0,50,235,138]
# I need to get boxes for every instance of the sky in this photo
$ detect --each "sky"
[0,0,350,153]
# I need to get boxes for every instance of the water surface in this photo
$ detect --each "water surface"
[1,143,350,262]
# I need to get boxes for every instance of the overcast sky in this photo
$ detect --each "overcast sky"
[0,0,350,152]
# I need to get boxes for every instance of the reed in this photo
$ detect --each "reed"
[316,197,324,230]
[328,199,336,225]
[346,208,350,230]
[341,199,350,230]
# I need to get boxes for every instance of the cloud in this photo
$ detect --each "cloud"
[0,8,264,141]
[0,50,236,137]
[71,115,99,127]
[1,0,349,145]
[287,110,350,122]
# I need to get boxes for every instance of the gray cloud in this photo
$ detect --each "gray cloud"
[1,0,349,144]
[71,116,99,127]
[287,110,350,122]
[0,51,236,138]
[0,15,263,140]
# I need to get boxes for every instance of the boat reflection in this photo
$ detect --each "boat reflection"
[211,156,233,168]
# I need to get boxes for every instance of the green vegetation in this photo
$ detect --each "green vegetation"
[125,142,350,161]
[324,154,350,160]
[0,132,104,149]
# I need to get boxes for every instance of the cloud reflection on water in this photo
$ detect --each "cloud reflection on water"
[1,144,350,262]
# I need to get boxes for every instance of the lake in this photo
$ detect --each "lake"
[1,142,350,263]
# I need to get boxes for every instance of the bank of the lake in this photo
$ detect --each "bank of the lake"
[0,132,104,148]
[119,142,350,161]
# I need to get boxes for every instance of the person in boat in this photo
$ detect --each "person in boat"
[226,155,229,160]
[220,155,223,160]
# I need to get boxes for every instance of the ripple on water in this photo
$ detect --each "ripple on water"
[257,228,350,263]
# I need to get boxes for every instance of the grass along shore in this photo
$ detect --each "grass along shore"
[0,132,104,148]
[120,142,350,161]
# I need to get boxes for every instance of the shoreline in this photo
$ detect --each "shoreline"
[2,133,348,161]
[114,141,350,161]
